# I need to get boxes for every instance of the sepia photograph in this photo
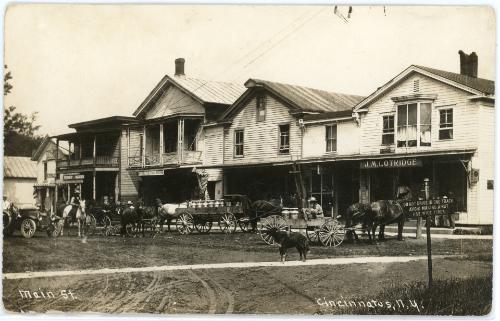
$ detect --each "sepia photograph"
[1,3,496,316]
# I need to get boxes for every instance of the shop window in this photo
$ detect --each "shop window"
[382,115,395,145]
[397,102,432,147]
[326,124,337,152]
[279,124,290,154]
[256,95,266,122]
[234,130,244,157]
[439,108,453,140]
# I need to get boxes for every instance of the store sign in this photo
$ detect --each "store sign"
[360,158,422,169]
[138,170,164,176]
[403,198,454,218]
[62,174,84,181]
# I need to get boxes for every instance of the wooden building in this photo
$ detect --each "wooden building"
[3,156,37,206]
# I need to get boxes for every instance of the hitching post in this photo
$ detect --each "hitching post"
[424,178,433,287]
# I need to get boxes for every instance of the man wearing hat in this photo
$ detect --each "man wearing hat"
[306,196,324,219]
[68,187,81,220]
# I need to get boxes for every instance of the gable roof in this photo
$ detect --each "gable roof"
[415,65,495,95]
[133,75,246,117]
[4,156,37,179]
[354,65,495,112]
[221,78,364,120]
[32,136,68,161]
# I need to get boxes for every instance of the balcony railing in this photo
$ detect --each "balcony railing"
[56,156,119,168]
[128,151,203,168]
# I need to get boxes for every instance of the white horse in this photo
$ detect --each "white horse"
[60,200,87,237]
[155,199,188,232]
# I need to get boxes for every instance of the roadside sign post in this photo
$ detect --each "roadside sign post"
[424,178,433,287]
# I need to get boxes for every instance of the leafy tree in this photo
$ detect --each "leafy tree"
[4,66,43,156]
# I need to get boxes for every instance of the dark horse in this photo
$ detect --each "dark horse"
[345,200,406,243]
[119,201,146,237]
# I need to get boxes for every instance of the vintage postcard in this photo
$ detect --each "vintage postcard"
[2,4,495,316]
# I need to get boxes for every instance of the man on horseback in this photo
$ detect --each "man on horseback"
[68,188,81,221]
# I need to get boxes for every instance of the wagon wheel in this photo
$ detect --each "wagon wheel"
[47,219,62,238]
[238,217,256,233]
[318,220,345,247]
[176,212,194,235]
[20,218,37,238]
[104,224,115,237]
[102,215,112,229]
[218,213,237,234]
[305,226,321,245]
[85,214,97,236]
[194,220,213,234]
[125,223,135,237]
[258,215,288,245]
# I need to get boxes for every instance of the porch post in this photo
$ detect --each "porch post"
[178,118,184,163]
[54,184,58,213]
[93,134,96,166]
[142,125,146,167]
[92,171,96,201]
[159,123,164,165]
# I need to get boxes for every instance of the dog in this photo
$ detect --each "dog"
[268,230,310,262]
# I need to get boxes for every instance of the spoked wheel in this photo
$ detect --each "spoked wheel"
[194,220,213,234]
[258,215,288,245]
[218,213,237,234]
[20,218,37,238]
[102,216,112,234]
[47,219,62,238]
[305,226,321,245]
[85,214,97,236]
[176,212,194,235]
[238,217,256,233]
[318,220,345,247]
[125,223,136,237]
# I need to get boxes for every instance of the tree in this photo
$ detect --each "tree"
[4,66,43,157]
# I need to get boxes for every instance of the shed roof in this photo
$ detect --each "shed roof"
[4,156,37,179]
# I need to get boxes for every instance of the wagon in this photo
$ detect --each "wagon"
[257,210,346,247]
[174,198,246,235]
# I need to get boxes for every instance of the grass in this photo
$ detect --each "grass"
[317,276,492,316]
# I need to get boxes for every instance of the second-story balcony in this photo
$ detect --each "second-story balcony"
[128,150,202,168]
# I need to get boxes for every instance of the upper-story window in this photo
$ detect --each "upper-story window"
[234,129,244,157]
[43,161,48,181]
[439,108,453,140]
[279,124,290,154]
[397,102,431,147]
[256,95,266,122]
[325,124,337,152]
[382,115,395,145]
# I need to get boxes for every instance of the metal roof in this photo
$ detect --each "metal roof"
[246,79,364,113]
[3,156,37,179]
[133,75,246,117]
[414,65,495,95]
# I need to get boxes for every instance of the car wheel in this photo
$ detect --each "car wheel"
[20,218,37,238]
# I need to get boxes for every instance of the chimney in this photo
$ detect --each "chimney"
[175,58,185,76]
[458,50,478,78]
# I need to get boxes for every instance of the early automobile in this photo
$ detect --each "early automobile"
[3,204,61,238]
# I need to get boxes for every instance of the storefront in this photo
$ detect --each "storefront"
[138,168,199,205]
[359,153,471,214]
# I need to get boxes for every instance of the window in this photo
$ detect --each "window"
[256,95,266,122]
[382,115,395,145]
[397,102,432,147]
[43,162,48,181]
[279,124,290,154]
[439,108,453,140]
[325,124,337,152]
[234,130,244,157]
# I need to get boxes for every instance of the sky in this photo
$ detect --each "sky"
[4,5,496,136]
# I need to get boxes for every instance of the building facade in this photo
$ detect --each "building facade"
[3,156,37,206]
[54,54,494,225]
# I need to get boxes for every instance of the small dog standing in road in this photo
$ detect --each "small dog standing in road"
[268,230,310,262]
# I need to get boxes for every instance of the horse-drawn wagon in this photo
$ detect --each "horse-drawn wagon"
[173,195,248,235]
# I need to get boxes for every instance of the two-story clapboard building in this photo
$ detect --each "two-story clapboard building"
[54,53,494,225]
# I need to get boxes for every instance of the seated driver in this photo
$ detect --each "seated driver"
[306,196,324,218]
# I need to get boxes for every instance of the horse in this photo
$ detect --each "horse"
[344,202,371,242]
[119,201,147,237]
[58,199,87,237]
[155,199,188,233]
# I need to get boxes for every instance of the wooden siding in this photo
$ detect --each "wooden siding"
[120,128,140,201]
[145,85,204,120]
[474,102,494,224]
[303,121,359,158]
[359,73,479,155]
[223,94,301,165]
[204,126,224,166]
